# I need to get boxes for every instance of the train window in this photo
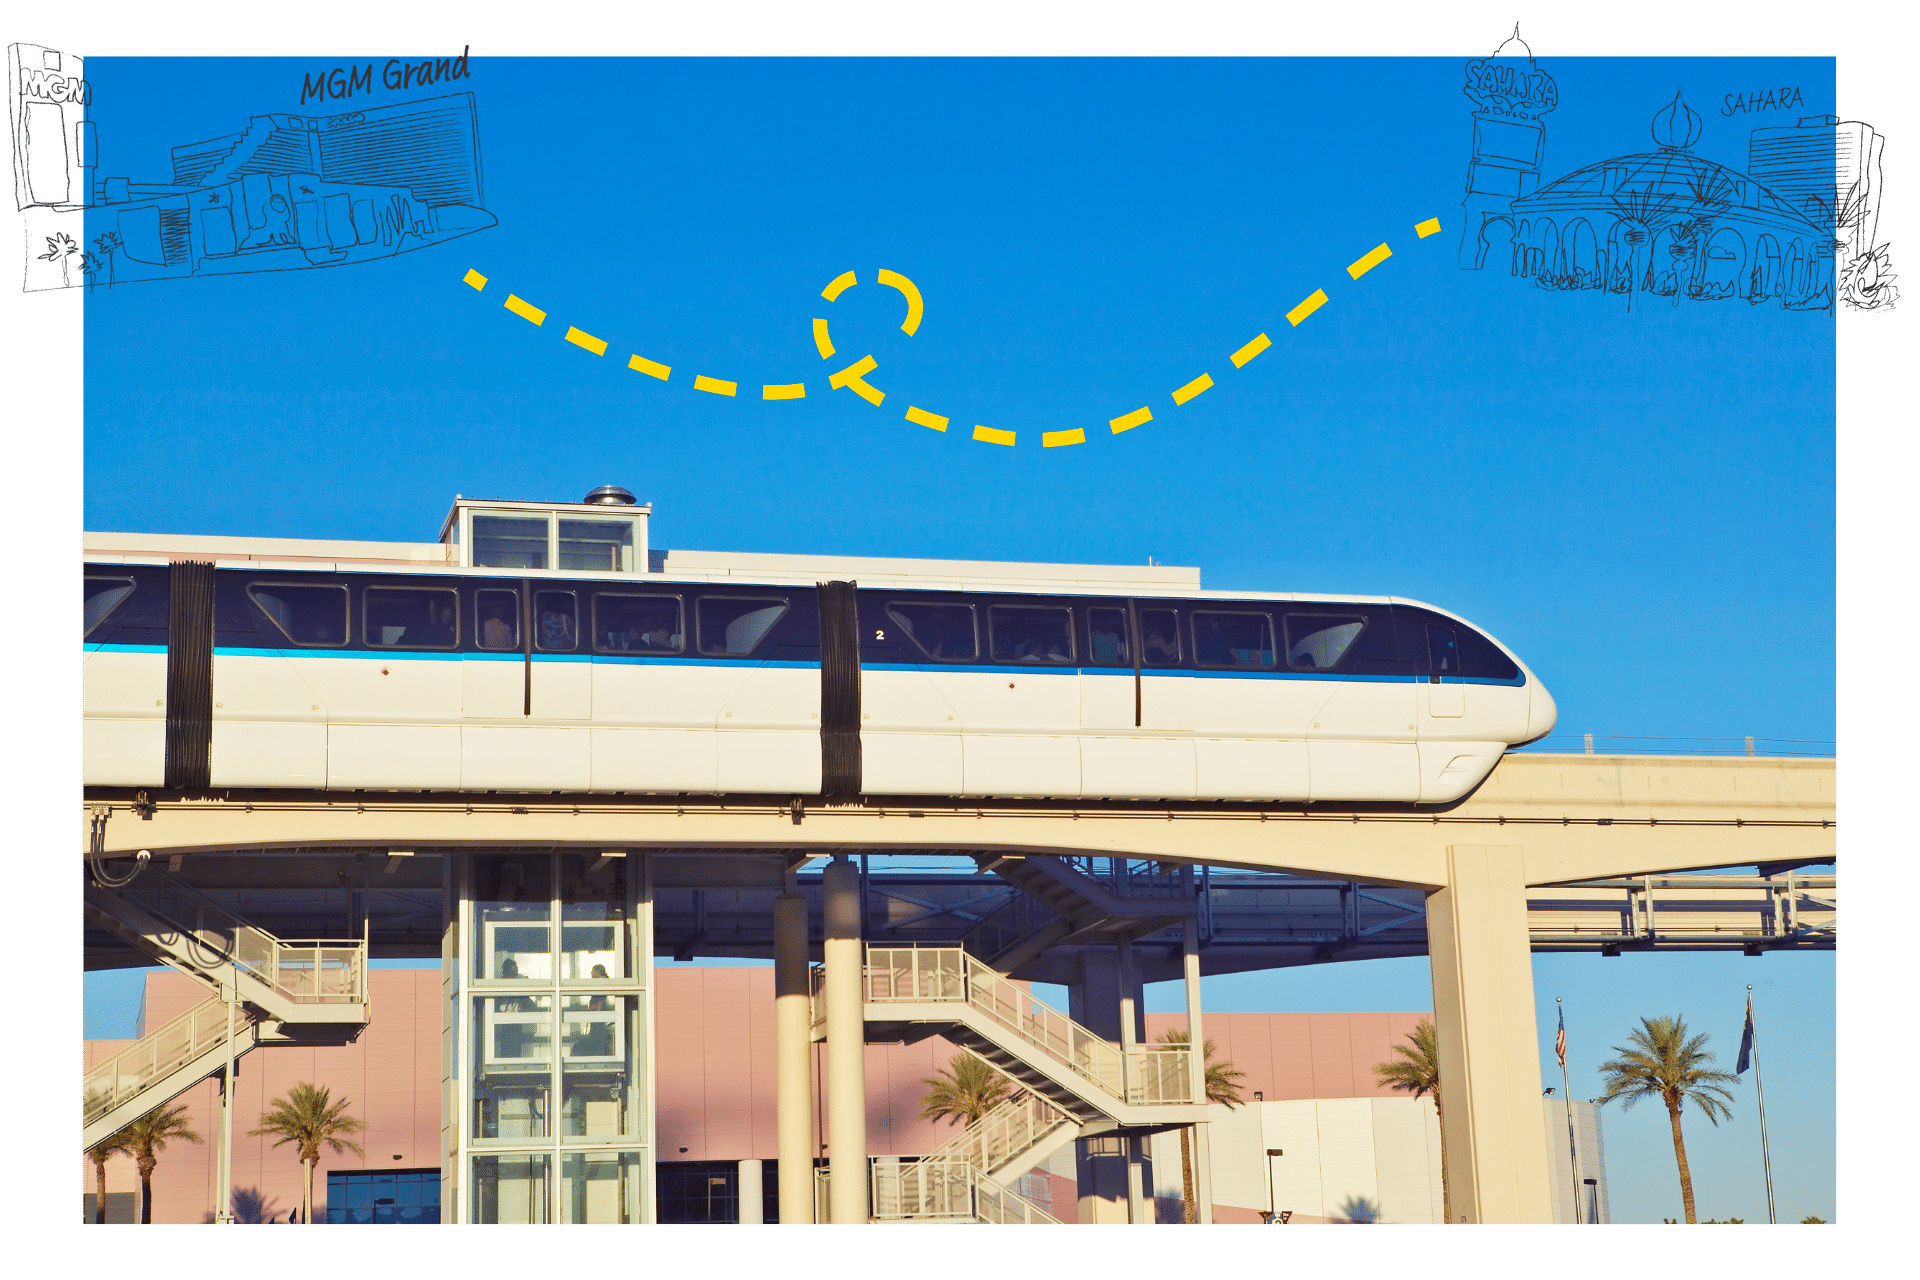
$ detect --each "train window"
[593,594,682,654]
[887,602,977,662]
[85,577,136,636]
[989,605,1074,664]
[1428,625,1460,675]
[535,591,579,652]
[1285,615,1366,670]
[475,589,520,651]
[365,587,458,649]
[473,515,550,569]
[698,597,788,657]
[248,583,349,647]
[1137,608,1181,667]
[1087,608,1130,666]
[1193,612,1275,668]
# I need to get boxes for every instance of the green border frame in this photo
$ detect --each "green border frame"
[15,2,1896,1274]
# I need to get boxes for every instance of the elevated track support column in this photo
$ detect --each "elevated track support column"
[823,857,868,1223]
[1427,845,1554,1224]
[774,890,813,1224]
[1183,915,1213,1225]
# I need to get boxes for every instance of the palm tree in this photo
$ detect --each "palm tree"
[1155,1028,1246,1223]
[250,1082,367,1225]
[121,1101,203,1224]
[1373,1019,1448,1224]
[918,1051,1013,1127]
[1596,1015,1737,1224]
[87,1128,132,1224]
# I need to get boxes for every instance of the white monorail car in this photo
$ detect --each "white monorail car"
[82,562,1555,803]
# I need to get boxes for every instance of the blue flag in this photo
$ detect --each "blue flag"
[1737,994,1754,1074]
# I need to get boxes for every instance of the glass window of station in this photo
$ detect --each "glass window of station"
[459,851,651,1223]
[461,509,644,573]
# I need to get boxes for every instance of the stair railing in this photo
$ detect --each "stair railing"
[863,946,1192,1106]
[919,1085,1073,1175]
[83,997,245,1130]
[98,873,366,1006]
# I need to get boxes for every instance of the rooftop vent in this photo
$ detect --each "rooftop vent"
[582,484,636,506]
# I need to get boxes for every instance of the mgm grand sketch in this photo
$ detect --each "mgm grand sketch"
[10,43,493,293]
[1457,28,1895,312]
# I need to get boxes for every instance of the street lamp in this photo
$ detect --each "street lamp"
[1264,1149,1283,1223]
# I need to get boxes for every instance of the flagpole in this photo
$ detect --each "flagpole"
[1558,997,1582,1223]
[1749,985,1777,1224]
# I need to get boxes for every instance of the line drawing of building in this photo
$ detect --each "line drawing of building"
[10,42,493,293]
[1749,114,1896,310]
[1455,25,1558,272]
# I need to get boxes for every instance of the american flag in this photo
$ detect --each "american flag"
[1555,1003,1567,1068]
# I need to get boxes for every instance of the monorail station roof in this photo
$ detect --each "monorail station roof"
[83,487,1204,592]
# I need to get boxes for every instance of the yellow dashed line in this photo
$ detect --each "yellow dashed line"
[1348,243,1392,280]
[1230,334,1270,368]
[1171,373,1213,406]
[1287,289,1328,326]
[829,355,886,405]
[877,269,925,335]
[473,220,1443,445]
[566,327,608,356]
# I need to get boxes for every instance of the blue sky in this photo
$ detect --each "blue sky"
[80,54,1835,1223]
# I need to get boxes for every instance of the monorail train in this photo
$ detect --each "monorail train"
[82,561,1555,804]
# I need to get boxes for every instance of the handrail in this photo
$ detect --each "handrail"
[863,946,1192,1106]
[84,997,244,1130]
[919,1084,1073,1175]
[1055,856,1187,899]
[870,1156,1063,1225]
[959,893,1062,962]
[97,873,366,1005]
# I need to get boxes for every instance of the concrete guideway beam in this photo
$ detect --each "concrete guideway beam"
[82,756,1834,891]
[1428,845,1555,1224]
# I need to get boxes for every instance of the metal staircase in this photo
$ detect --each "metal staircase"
[815,944,1205,1222]
[961,856,1194,974]
[82,866,369,1148]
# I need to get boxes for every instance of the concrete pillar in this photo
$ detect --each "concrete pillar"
[1425,844,1555,1223]
[822,858,868,1223]
[1182,916,1213,1224]
[737,1160,764,1224]
[1117,939,1148,1224]
[773,891,813,1224]
[1069,950,1130,1224]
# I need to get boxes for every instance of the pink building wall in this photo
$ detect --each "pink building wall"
[85,968,1432,1223]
